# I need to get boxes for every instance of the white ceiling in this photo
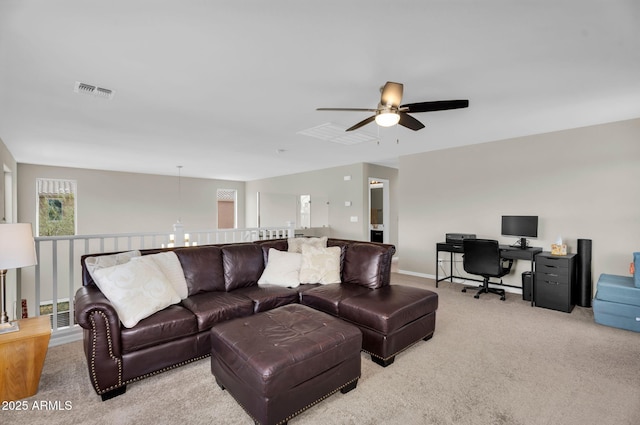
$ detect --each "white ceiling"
[1,1,639,181]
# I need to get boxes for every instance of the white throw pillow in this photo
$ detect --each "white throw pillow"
[299,245,341,285]
[287,236,328,254]
[258,249,302,288]
[85,250,141,282]
[93,255,181,328]
[143,252,189,299]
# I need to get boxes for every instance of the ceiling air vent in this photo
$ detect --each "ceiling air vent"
[73,81,115,100]
[297,123,377,145]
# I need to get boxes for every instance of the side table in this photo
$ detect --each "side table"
[0,315,51,401]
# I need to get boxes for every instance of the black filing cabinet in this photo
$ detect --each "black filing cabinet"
[534,252,577,313]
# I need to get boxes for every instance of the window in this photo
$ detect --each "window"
[37,178,77,236]
[217,189,236,229]
[40,299,70,328]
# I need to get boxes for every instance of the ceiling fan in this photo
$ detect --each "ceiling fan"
[317,81,469,131]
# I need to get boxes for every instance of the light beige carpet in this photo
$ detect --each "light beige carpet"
[5,273,640,425]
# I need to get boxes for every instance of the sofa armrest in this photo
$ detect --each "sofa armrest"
[75,285,120,331]
[74,285,125,395]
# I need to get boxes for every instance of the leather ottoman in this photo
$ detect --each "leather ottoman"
[339,285,439,366]
[210,304,362,425]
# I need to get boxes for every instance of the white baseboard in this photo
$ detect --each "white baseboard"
[49,325,83,347]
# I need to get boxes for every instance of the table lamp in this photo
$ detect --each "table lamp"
[0,223,37,334]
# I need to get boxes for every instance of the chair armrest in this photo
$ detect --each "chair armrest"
[501,258,514,272]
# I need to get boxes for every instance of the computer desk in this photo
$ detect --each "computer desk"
[435,242,542,306]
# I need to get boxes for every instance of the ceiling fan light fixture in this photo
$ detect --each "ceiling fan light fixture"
[375,111,400,127]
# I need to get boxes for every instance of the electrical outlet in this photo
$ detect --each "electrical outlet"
[438,259,444,266]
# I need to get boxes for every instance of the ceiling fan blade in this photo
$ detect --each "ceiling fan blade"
[316,107,377,112]
[380,82,403,107]
[398,113,425,131]
[400,99,469,113]
[346,115,376,131]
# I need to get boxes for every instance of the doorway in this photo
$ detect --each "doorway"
[217,189,237,229]
[369,178,389,244]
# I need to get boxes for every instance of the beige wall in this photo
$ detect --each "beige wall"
[398,118,640,292]
[246,163,399,244]
[0,137,18,223]
[0,137,19,317]
[17,164,246,235]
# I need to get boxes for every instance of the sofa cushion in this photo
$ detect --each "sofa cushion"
[299,245,341,284]
[299,283,370,316]
[258,248,302,288]
[595,273,640,307]
[342,243,391,289]
[233,285,299,313]
[257,239,288,264]
[120,304,199,353]
[593,297,640,332]
[84,250,141,283]
[181,292,254,331]
[287,236,327,253]
[222,244,264,291]
[339,285,439,334]
[145,251,189,299]
[175,246,225,295]
[93,255,181,328]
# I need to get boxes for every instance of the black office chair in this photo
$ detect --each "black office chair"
[461,239,513,301]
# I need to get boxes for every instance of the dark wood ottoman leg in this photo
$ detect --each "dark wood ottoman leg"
[371,355,396,367]
[340,379,358,394]
[210,304,362,425]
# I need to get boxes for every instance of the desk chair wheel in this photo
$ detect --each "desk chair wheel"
[461,284,480,293]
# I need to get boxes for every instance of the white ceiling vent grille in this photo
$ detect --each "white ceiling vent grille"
[297,123,377,145]
[74,81,115,100]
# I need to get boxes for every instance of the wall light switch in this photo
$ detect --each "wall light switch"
[350,216,358,222]
[344,201,352,207]
[344,175,351,181]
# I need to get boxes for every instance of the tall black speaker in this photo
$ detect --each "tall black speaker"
[577,239,593,307]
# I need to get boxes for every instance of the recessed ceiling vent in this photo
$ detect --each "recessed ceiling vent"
[73,81,115,100]
[297,123,377,145]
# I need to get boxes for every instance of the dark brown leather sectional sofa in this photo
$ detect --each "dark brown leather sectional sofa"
[74,238,438,400]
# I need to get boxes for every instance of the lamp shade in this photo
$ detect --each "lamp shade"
[0,223,37,270]
[375,111,400,127]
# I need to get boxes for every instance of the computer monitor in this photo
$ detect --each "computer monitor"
[501,215,538,248]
